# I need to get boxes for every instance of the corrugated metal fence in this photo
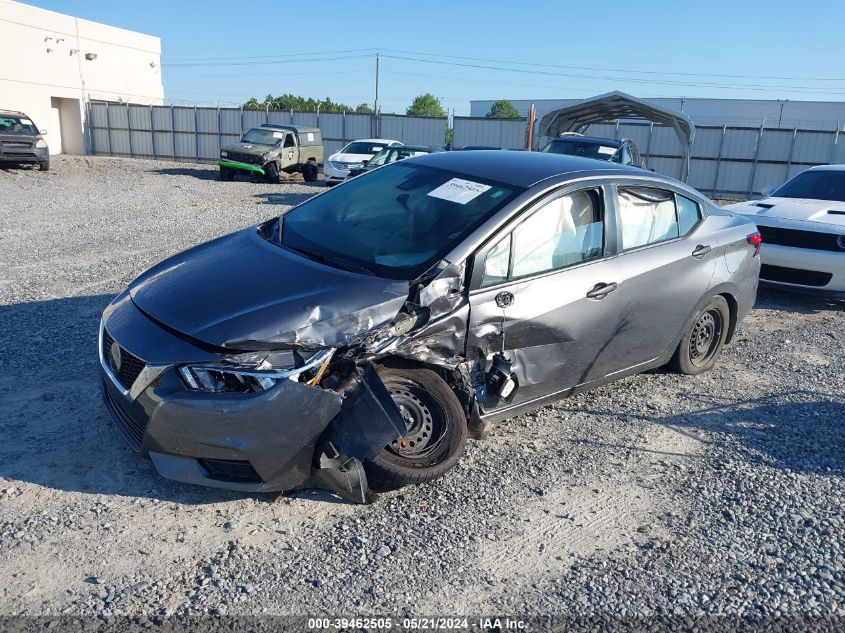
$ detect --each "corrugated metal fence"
[88,101,843,200]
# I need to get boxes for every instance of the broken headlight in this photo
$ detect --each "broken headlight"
[178,348,334,393]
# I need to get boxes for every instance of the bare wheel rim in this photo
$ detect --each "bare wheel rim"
[688,309,723,367]
[385,384,447,461]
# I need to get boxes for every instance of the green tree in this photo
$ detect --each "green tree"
[486,99,521,119]
[355,103,374,114]
[406,93,446,118]
[243,97,262,111]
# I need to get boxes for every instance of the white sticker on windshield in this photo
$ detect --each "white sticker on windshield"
[371,146,384,152]
[272,131,284,139]
[598,146,617,155]
[427,178,492,205]
[20,119,33,125]
[307,132,314,142]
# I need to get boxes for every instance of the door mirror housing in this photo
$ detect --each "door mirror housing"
[760,185,776,198]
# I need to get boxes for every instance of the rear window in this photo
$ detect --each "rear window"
[543,139,620,161]
[0,115,38,135]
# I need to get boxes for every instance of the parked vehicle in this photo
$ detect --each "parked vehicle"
[218,124,323,183]
[99,151,760,503]
[324,138,401,185]
[458,145,506,151]
[542,133,646,169]
[728,165,845,297]
[347,144,436,178]
[0,109,49,171]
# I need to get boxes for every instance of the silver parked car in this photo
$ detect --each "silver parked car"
[99,151,760,503]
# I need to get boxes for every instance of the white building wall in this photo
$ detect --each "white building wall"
[471,97,845,131]
[0,0,163,154]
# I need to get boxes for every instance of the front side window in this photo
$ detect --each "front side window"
[277,163,523,279]
[617,187,679,250]
[283,134,296,148]
[480,189,604,286]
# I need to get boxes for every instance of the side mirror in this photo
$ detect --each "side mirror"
[760,185,776,197]
[361,159,369,165]
[39,129,48,135]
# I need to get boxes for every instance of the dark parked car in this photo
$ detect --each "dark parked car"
[347,144,436,177]
[0,109,49,171]
[99,151,760,503]
[542,133,646,169]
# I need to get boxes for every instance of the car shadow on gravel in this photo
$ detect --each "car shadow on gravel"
[568,391,845,477]
[0,294,279,506]
[152,166,221,181]
[755,286,844,314]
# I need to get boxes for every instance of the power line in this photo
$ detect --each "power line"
[380,48,845,83]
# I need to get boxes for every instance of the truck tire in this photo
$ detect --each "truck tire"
[219,166,234,181]
[265,162,281,183]
[38,160,50,172]
[302,160,318,182]
[364,367,467,490]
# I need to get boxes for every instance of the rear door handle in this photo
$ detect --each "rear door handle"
[692,244,712,259]
[586,282,618,300]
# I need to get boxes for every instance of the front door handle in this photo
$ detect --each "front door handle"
[692,244,712,259]
[586,282,618,300]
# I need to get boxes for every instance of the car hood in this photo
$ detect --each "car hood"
[128,227,410,350]
[222,142,276,157]
[727,197,845,229]
[329,152,376,164]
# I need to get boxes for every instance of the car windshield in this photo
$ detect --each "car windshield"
[543,139,620,161]
[773,170,845,202]
[342,141,390,155]
[276,162,523,279]
[368,148,428,167]
[0,115,38,135]
[242,128,282,145]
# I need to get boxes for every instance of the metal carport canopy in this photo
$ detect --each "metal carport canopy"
[538,91,696,181]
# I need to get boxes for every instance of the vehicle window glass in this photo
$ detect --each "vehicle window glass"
[621,145,633,165]
[543,139,620,161]
[677,195,701,235]
[284,134,295,148]
[0,116,38,135]
[773,170,845,202]
[242,128,281,145]
[481,235,511,287]
[618,187,679,249]
[511,190,604,278]
[278,163,523,280]
[343,141,387,155]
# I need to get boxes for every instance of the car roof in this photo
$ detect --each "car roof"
[385,144,431,152]
[259,124,320,134]
[549,135,622,146]
[805,164,845,172]
[0,109,26,116]
[410,150,645,188]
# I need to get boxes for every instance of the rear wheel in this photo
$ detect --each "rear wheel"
[265,162,281,183]
[219,166,234,181]
[302,160,318,182]
[365,367,467,490]
[670,296,729,375]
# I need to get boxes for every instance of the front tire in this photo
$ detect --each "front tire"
[265,162,281,183]
[219,166,234,181]
[365,367,467,490]
[38,160,49,172]
[669,296,729,375]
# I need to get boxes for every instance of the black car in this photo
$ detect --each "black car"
[99,151,759,503]
[542,134,646,169]
[347,145,436,178]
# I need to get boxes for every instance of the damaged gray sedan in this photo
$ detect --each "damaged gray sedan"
[99,151,760,503]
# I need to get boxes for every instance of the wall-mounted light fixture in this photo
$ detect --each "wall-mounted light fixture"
[85,52,97,61]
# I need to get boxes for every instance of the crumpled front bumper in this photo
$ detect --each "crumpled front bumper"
[98,292,402,500]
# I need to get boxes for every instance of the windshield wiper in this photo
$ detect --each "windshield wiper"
[286,245,374,276]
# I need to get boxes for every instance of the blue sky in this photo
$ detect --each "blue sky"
[24,0,845,115]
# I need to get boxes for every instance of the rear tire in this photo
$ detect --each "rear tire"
[219,166,234,181]
[365,367,467,490]
[302,160,318,182]
[38,160,49,172]
[669,296,729,375]
[265,162,281,183]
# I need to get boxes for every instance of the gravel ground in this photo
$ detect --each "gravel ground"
[0,156,843,630]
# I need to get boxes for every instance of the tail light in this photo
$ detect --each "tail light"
[747,231,762,256]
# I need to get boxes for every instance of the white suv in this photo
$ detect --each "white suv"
[324,138,402,185]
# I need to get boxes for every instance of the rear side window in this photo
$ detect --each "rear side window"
[617,188,703,250]
[480,188,604,286]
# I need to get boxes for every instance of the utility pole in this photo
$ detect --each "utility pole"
[374,50,380,116]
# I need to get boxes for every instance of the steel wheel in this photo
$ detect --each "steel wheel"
[387,385,447,460]
[687,308,723,368]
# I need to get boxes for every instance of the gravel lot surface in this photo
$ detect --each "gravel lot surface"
[1,157,843,629]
